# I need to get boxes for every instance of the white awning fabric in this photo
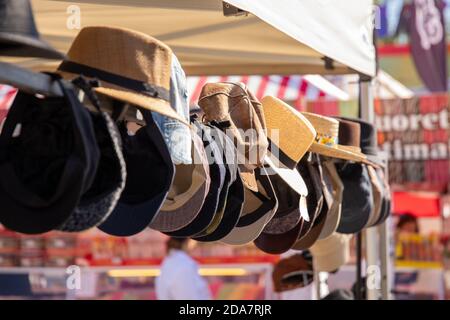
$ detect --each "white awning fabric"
[3,0,375,77]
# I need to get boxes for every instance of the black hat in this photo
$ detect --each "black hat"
[165,121,225,237]
[0,0,64,59]
[58,79,127,232]
[98,109,175,237]
[193,170,244,242]
[336,163,373,234]
[192,125,242,242]
[0,77,99,234]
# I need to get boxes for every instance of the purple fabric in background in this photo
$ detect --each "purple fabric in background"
[408,0,447,92]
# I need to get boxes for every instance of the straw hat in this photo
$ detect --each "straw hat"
[301,112,366,162]
[261,96,316,169]
[57,26,188,125]
[310,233,352,272]
[261,96,315,196]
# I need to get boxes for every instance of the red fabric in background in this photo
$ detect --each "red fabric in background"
[393,191,441,217]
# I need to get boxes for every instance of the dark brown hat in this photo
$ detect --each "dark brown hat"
[272,252,313,292]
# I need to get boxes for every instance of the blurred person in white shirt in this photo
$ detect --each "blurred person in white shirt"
[156,237,212,300]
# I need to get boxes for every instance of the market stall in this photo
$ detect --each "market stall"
[0,0,383,300]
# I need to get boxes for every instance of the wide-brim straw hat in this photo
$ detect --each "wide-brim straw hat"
[221,167,278,245]
[301,112,366,162]
[57,26,188,125]
[261,96,316,169]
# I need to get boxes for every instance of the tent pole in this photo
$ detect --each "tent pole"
[379,218,392,300]
[355,232,363,300]
[359,76,382,300]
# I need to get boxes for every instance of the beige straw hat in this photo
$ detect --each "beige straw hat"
[261,96,316,196]
[301,112,365,162]
[57,26,188,125]
[262,96,316,169]
[310,233,352,272]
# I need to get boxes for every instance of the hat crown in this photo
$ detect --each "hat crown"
[261,96,316,168]
[198,82,249,121]
[63,26,172,91]
[301,112,339,144]
[337,119,361,148]
[0,0,38,37]
[339,117,377,155]
[359,121,377,153]
[198,82,268,170]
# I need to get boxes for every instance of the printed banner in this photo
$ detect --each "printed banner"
[375,94,450,191]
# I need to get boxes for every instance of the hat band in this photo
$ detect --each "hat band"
[58,60,170,102]
[267,139,297,170]
[316,133,338,148]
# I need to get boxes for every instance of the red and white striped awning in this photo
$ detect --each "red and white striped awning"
[187,75,350,107]
[1,74,349,120]
[0,85,17,122]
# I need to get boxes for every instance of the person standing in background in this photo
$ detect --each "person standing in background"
[155,237,212,300]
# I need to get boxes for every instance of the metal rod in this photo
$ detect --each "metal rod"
[355,232,363,300]
[0,62,63,97]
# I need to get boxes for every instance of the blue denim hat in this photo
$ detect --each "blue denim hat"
[152,53,192,164]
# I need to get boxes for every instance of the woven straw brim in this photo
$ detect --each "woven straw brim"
[309,143,366,162]
[94,87,188,125]
[262,96,316,167]
[57,70,189,126]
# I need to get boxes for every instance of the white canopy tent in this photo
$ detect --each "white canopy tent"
[5,0,376,77]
